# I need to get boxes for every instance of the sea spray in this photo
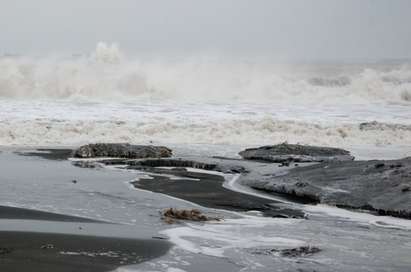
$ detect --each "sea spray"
[1,43,411,103]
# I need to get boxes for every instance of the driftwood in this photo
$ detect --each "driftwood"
[161,208,219,224]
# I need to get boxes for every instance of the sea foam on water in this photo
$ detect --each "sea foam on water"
[0,43,410,154]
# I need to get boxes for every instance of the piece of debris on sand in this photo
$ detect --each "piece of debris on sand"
[161,208,220,224]
[40,244,55,249]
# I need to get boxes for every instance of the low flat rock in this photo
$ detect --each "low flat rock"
[239,143,354,163]
[72,143,172,159]
[244,157,411,219]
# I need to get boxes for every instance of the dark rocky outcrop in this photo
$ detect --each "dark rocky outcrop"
[128,158,217,170]
[239,143,354,163]
[244,157,411,219]
[75,157,248,174]
[127,158,248,174]
[72,143,172,159]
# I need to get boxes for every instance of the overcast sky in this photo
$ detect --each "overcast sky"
[1,0,410,60]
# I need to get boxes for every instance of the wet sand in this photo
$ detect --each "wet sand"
[27,145,307,218]
[15,148,73,161]
[131,167,305,218]
[0,150,174,271]
[0,231,170,272]
[0,205,171,272]
[0,206,102,222]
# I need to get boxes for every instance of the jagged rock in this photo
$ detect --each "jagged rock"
[72,143,172,159]
[239,143,354,163]
[244,157,411,219]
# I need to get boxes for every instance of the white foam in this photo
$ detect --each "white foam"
[1,44,410,149]
[226,174,411,230]
[304,204,411,230]
[2,109,411,151]
[1,44,411,105]
[160,216,304,258]
[116,268,186,272]
[166,269,187,272]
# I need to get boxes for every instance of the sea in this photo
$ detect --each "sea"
[1,43,411,271]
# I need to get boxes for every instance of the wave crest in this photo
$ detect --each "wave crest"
[0,43,411,104]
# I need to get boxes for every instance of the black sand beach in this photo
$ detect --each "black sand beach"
[131,169,305,218]
[16,149,73,161]
[0,206,102,222]
[2,147,411,272]
[0,205,171,272]
[0,231,170,272]
[0,151,173,272]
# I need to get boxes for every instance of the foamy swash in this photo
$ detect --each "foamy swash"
[1,43,411,104]
[2,116,411,151]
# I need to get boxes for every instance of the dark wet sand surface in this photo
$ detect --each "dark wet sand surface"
[0,206,102,222]
[15,149,73,161]
[0,205,171,272]
[131,167,305,218]
[0,231,170,272]
[0,150,175,272]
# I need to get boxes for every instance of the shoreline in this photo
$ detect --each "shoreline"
[23,147,411,221]
[2,147,411,272]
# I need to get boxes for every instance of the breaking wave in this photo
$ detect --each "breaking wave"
[1,43,410,150]
[307,76,351,87]
[2,116,411,150]
[1,43,411,104]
